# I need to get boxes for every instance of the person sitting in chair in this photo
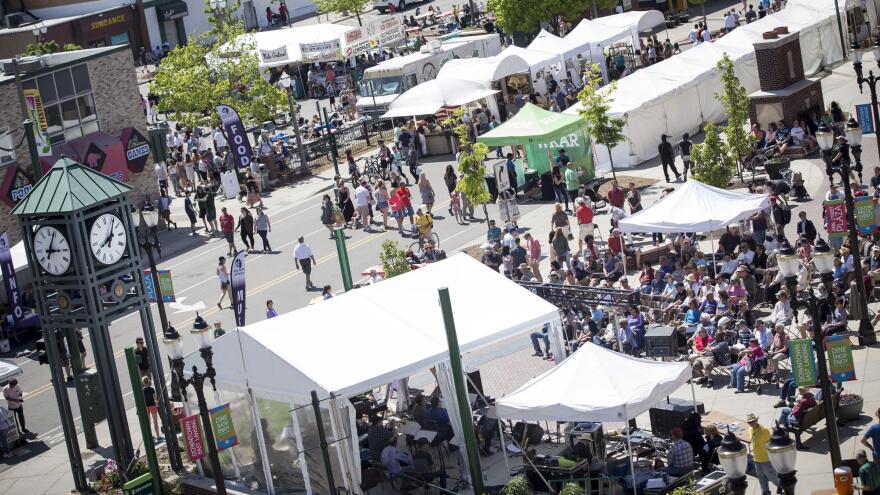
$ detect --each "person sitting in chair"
[666,427,695,476]
[380,436,411,477]
[413,438,448,488]
[424,397,456,446]
[778,387,817,427]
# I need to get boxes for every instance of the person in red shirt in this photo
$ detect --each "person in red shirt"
[638,261,655,293]
[575,197,594,255]
[218,207,237,256]
[608,228,640,269]
[606,179,625,209]
[395,183,415,233]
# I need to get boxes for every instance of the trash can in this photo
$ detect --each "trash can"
[259,163,270,190]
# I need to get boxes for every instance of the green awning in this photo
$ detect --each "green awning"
[477,103,586,147]
[12,158,132,216]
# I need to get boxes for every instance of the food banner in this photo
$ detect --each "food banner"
[217,105,253,171]
[789,338,817,387]
[824,199,848,241]
[344,15,404,57]
[259,45,289,65]
[209,403,239,451]
[825,335,856,382]
[300,39,343,63]
[182,414,205,461]
[853,195,876,235]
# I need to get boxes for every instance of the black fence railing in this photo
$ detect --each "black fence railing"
[279,119,395,173]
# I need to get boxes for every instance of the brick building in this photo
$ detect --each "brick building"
[0,45,158,243]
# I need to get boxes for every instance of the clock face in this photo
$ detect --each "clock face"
[33,226,71,276]
[89,213,127,265]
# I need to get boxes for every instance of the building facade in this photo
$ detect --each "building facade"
[0,45,158,243]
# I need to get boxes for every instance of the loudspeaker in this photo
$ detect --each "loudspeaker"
[512,421,544,445]
[649,398,705,437]
[540,172,555,201]
[645,324,677,358]
[466,370,484,396]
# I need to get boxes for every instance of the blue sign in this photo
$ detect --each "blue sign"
[217,105,253,170]
[0,232,23,325]
[856,103,875,134]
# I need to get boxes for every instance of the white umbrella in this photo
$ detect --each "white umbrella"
[381,78,499,118]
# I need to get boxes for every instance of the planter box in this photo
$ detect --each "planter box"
[838,395,863,422]
[764,157,790,180]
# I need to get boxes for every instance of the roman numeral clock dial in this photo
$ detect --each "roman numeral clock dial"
[33,226,72,276]
[89,213,127,265]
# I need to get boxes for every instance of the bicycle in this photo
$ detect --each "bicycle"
[359,155,386,180]
[409,231,440,253]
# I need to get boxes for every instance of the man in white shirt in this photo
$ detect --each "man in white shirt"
[294,236,317,289]
[368,268,383,285]
[213,128,227,152]
[689,24,699,45]
[736,241,755,266]
[724,10,738,32]
[354,180,372,231]
[701,27,712,42]
[154,161,169,196]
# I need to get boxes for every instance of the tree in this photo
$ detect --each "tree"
[149,6,286,129]
[487,0,591,35]
[500,475,533,495]
[560,482,586,495]
[577,64,627,181]
[204,0,242,45]
[380,240,411,278]
[313,0,367,25]
[714,53,754,183]
[442,108,492,225]
[23,40,81,56]
[690,121,735,187]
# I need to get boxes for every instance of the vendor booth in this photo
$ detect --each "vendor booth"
[527,29,593,83]
[381,78,499,119]
[564,19,636,82]
[498,45,564,98]
[592,9,666,47]
[437,52,531,123]
[180,254,564,494]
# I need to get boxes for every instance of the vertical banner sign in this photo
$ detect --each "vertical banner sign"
[856,103,876,134]
[789,338,818,387]
[825,335,857,382]
[824,199,848,241]
[231,251,246,327]
[217,105,253,170]
[142,269,176,303]
[209,403,239,451]
[0,232,22,325]
[853,195,876,235]
[22,89,51,156]
[182,414,206,461]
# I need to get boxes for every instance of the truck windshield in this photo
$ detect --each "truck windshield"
[359,76,402,97]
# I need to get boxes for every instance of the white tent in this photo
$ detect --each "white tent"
[593,9,666,46]
[227,23,356,68]
[566,18,632,48]
[495,343,691,422]
[499,45,559,70]
[381,78,499,118]
[528,29,595,82]
[436,52,531,83]
[617,179,770,234]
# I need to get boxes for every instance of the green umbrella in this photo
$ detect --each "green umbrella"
[477,103,586,147]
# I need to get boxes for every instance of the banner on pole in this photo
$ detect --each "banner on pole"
[231,251,246,327]
[209,403,239,451]
[142,269,176,303]
[22,89,52,156]
[789,338,817,387]
[0,232,22,326]
[217,105,253,171]
[856,103,875,134]
[825,335,856,382]
[853,195,876,235]
[182,414,205,461]
[824,199,848,241]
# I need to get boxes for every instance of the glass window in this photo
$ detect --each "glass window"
[21,79,35,91]
[81,120,99,135]
[26,64,98,144]
[63,126,82,141]
[72,65,91,93]
[54,69,74,100]
[76,95,96,121]
[37,74,57,103]
[60,100,79,128]
[44,105,62,135]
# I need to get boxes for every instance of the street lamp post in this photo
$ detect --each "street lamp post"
[131,200,184,471]
[717,429,749,495]
[768,423,798,495]
[30,22,47,44]
[165,315,228,495]
[278,73,310,175]
[777,242,801,316]
[852,38,880,168]
[816,121,878,346]
[812,238,836,295]
[209,0,228,39]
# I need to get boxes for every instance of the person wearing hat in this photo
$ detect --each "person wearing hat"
[747,413,779,495]
[832,134,851,169]
[778,386,816,427]
[856,449,880,494]
[481,245,501,272]
[518,263,535,282]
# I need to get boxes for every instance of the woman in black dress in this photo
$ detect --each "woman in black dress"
[184,190,198,235]
[338,185,355,227]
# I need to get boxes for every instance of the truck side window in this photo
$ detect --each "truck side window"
[404,74,418,90]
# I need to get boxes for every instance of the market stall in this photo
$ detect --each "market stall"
[592,9,667,47]
[381,78,499,118]
[437,52,531,122]
[527,29,593,83]
[564,19,635,81]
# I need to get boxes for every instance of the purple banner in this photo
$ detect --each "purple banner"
[0,232,22,325]
[217,105,253,170]
[231,251,246,327]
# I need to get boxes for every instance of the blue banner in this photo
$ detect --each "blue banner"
[143,269,175,303]
[0,232,22,325]
[217,105,253,170]
[230,251,246,327]
[856,103,875,135]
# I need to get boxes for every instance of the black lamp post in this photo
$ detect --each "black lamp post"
[132,200,183,471]
[717,428,749,495]
[812,238,836,295]
[165,315,228,495]
[767,422,798,495]
[777,241,801,316]
[852,36,880,168]
[816,122,878,346]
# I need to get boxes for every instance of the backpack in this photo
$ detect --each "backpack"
[781,206,792,225]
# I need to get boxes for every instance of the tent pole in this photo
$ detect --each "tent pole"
[311,390,338,495]
[249,389,276,495]
[690,381,699,413]
[624,405,638,495]
[710,231,717,274]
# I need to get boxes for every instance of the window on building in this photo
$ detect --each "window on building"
[22,64,99,145]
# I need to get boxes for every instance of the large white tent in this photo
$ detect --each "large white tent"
[436,52,531,83]
[566,18,632,48]
[495,343,691,422]
[382,78,498,118]
[593,10,666,46]
[617,179,770,234]
[182,254,564,494]
[228,23,357,68]
[530,27,619,82]
[565,0,845,173]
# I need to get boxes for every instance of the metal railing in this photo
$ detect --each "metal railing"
[278,119,395,174]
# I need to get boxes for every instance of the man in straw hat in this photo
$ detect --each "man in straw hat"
[747,413,779,495]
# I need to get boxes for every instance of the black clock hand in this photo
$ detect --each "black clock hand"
[45,231,57,257]
[102,219,115,248]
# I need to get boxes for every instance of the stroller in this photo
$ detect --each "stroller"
[789,170,810,200]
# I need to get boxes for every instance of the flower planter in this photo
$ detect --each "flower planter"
[838,394,863,422]
[764,157,790,180]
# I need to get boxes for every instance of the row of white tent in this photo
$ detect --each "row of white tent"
[565,0,848,173]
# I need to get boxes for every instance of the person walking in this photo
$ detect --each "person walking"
[375,180,390,230]
[134,337,151,379]
[444,165,458,215]
[154,160,169,196]
[266,300,279,318]
[863,407,880,461]
[3,379,28,435]
[321,194,336,238]
[354,180,372,231]
[182,190,198,236]
[747,413,779,495]
[294,236,318,289]
[255,207,272,252]
[658,134,681,182]
[678,133,693,181]
[219,207,237,256]
[418,172,435,215]
[216,256,231,309]
[142,376,161,442]
[236,207,255,253]
[406,143,420,183]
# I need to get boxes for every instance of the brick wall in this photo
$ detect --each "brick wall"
[749,80,825,128]
[0,47,157,243]
[755,33,806,92]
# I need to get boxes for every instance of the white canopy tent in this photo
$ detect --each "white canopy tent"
[498,45,565,94]
[227,23,356,68]
[182,254,563,494]
[436,52,531,83]
[381,78,499,118]
[593,10,666,46]
[528,29,594,81]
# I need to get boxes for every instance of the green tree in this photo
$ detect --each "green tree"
[314,0,367,25]
[715,53,754,183]
[204,0,242,45]
[23,40,81,56]
[149,6,285,129]
[577,64,627,181]
[487,0,594,35]
[380,240,411,278]
[442,108,492,225]
[691,121,734,187]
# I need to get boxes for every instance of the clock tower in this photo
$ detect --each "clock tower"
[12,158,178,485]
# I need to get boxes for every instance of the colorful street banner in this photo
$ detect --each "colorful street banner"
[300,40,342,63]
[217,105,253,171]
[853,195,876,235]
[0,232,23,326]
[825,335,857,382]
[22,89,51,156]
[182,414,205,462]
[824,199,848,241]
[344,15,404,57]
[209,403,239,451]
[231,251,246,327]
[856,103,875,134]
[142,269,176,303]
[789,338,817,387]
